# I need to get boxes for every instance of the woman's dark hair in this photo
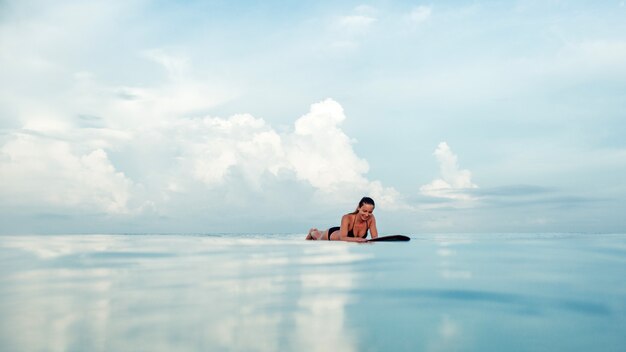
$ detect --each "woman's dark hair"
[352,197,375,214]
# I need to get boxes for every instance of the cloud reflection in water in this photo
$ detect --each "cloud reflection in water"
[0,235,366,351]
[2,233,626,351]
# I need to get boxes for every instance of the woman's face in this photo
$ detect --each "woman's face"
[358,204,374,221]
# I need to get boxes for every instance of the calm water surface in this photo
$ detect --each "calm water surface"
[1,233,625,351]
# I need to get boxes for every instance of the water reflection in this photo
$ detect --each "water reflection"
[426,315,461,352]
[2,234,626,351]
[437,239,473,280]
[371,289,612,316]
[0,235,366,351]
[294,272,356,351]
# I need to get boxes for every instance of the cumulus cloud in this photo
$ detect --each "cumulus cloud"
[420,142,477,200]
[166,98,401,207]
[0,133,134,214]
[289,100,367,189]
[0,45,232,218]
[0,66,402,218]
[169,113,283,190]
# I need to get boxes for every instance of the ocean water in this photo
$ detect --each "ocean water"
[0,233,625,352]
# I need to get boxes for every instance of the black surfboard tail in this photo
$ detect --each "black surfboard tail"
[367,235,411,242]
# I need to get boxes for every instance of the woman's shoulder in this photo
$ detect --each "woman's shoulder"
[342,213,355,221]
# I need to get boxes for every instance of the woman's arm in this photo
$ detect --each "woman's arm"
[369,216,378,239]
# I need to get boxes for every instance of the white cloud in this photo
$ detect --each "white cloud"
[333,5,378,39]
[338,15,377,30]
[0,7,403,218]
[171,113,284,189]
[408,5,432,23]
[166,98,401,208]
[0,71,403,218]
[287,99,402,208]
[289,99,367,189]
[0,45,234,217]
[0,133,134,214]
[420,142,477,200]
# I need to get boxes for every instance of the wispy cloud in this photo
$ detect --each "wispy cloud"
[337,15,377,31]
[337,5,378,32]
[468,185,552,197]
[329,5,378,50]
[408,5,432,24]
[467,183,602,208]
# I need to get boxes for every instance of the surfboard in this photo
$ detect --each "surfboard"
[367,235,411,242]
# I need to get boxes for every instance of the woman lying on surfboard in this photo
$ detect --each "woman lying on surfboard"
[305,197,378,242]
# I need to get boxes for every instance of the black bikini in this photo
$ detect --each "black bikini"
[327,216,369,240]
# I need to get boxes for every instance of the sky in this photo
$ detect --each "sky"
[1,0,625,234]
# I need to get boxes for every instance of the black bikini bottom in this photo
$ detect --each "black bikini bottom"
[328,226,340,241]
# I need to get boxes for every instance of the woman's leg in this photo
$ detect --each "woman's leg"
[306,228,327,240]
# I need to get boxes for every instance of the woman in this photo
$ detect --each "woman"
[306,197,379,242]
